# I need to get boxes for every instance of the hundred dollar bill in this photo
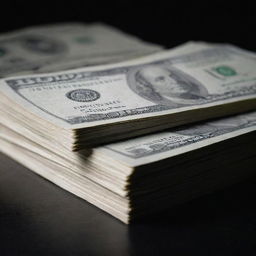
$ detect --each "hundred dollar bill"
[0,111,255,223]
[0,42,256,149]
[0,22,162,77]
[0,110,255,191]
[100,111,256,167]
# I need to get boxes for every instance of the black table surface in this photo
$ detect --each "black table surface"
[1,152,256,256]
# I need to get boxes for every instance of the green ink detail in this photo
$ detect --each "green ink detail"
[75,37,94,44]
[0,48,6,57]
[214,65,237,77]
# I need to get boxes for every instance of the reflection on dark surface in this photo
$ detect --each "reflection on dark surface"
[0,153,256,256]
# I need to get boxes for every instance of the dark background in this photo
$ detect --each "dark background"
[1,1,256,255]
[0,0,255,50]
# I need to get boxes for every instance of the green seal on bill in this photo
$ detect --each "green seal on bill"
[75,36,94,44]
[0,48,6,57]
[214,65,237,76]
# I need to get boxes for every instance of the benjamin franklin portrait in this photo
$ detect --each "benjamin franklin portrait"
[176,112,256,137]
[207,111,256,130]
[129,65,208,107]
[237,111,256,125]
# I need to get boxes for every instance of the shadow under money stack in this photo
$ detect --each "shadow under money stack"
[0,111,255,223]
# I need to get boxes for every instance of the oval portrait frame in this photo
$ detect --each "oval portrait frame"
[127,64,208,107]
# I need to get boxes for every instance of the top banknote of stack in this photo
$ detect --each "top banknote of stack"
[0,24,256,151]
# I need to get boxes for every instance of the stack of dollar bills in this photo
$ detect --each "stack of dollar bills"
[0,23,255,223]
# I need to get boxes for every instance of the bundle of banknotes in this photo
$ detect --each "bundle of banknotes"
[0,23,255,223]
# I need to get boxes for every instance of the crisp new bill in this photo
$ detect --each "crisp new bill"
[0,42,256,129]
